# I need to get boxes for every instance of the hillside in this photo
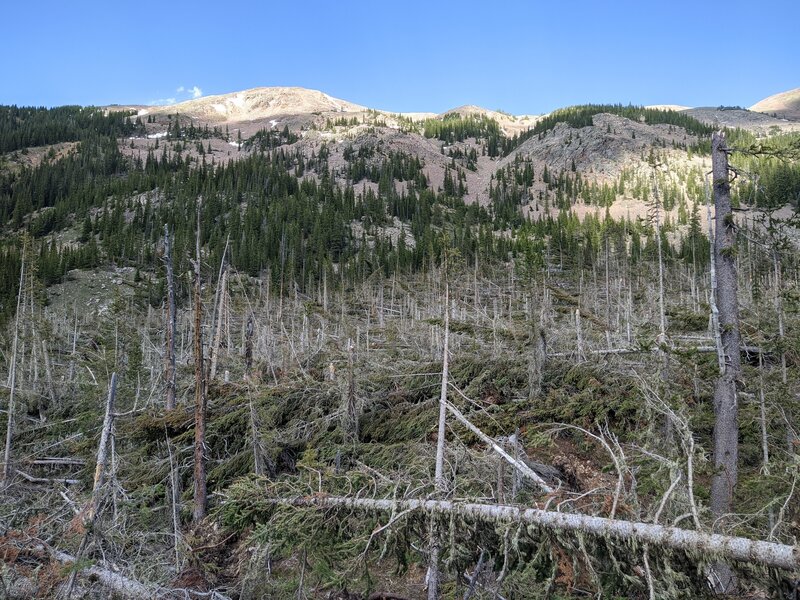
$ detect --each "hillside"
[751,87,800,120]
[0,87,799,599]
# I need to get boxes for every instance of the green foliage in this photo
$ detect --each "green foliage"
[530,104,714,138]
[0,105,140,152]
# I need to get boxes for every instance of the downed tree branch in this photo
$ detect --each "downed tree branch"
[445,396,554,494]
[13,470,80,485]
[7,544,228,599]
[7,546,157,599]
[268,496,800,571]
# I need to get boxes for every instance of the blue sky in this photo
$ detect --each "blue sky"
[1,0,797,114]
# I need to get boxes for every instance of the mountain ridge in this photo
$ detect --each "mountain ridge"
[122,85,800,125]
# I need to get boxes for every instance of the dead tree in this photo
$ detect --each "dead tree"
[445,396,553,493]
[209,236,230,381]
[2,245,25,483]
[343,338,358,443]
[86,372,118,523]
[192,208,208,524]
[709,131,742,593]
[270,496,800,571]
[244,312,254,379]
[528,294,547,399]
[163,225,177,410]
[64,373,118,599]
[428,275,450,600]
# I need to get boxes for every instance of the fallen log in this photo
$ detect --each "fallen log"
[14,469,80,485]
[52,549,155,598]
[268,496,800,571]
[445,399,553,494]
[9,545,230,599]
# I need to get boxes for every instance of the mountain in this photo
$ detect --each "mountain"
[1,86,800,599]
[140,86,367,122]
[750,87,800,120]
[684,105,800,134]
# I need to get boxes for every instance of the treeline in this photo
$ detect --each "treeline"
[342,146,428,189]
[1,134,129,232]
[729,131,800,208]
[243,126,299,152]
[530,104,715,139]
[423,114,504,156]
[3,105,797,328]
[0,105,139,153]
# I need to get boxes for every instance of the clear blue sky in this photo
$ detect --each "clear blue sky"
[1,0,797,114]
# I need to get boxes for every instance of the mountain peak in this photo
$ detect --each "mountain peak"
[142,86,367,121]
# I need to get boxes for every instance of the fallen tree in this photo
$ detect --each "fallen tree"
[2,544,232,599]
[268,495,800,572]
[445,397,553,494]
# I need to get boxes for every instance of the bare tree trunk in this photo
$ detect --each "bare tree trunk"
[68,309,79,383]
[86,373,117,524]
[574,309,584,361]
[445,399,553,493]
[2,247,25,483]
[41,339,57,413]
[270,495,800,571]
[343,338,358,443]
[706,178,725,374]
[209,238,230,382]
[528,295,547,399]
[709,131,742,593]
[164,224,177,411]
[192,209,208,524]
[166,433,182,570]
[428,279,450,600]
[652,176,667,349]
[54,546,155,599]
[771,250,796,454]
[244,313,254,380]
[64,373,118,599]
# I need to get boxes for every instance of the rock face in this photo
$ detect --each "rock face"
[501,113,695,181]
[750,88,800,120]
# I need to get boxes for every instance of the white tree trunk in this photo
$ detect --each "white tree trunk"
[163,225,177,411]
[2,248,26,482]
[428,280,450,600]
[445,399,553,494]
[269,496,800,571]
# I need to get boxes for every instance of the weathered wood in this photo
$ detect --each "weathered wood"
[30,458,86,467]
[52,548,154,599]
[428,279,450,600]
[192,206,208,524]
[709,131,743,593]
[343,338,358,443]
[86,372,117,524]
[445,399,553,494]
[13,470,80,485]
[270,496,800,571]
[710,133,741,524]
[163,225,177,411]
[209,237,230,382]
[244,312,254,379]
[2,245,25,482]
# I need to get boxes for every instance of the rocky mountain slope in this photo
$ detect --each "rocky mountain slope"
[1,85,799,599]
